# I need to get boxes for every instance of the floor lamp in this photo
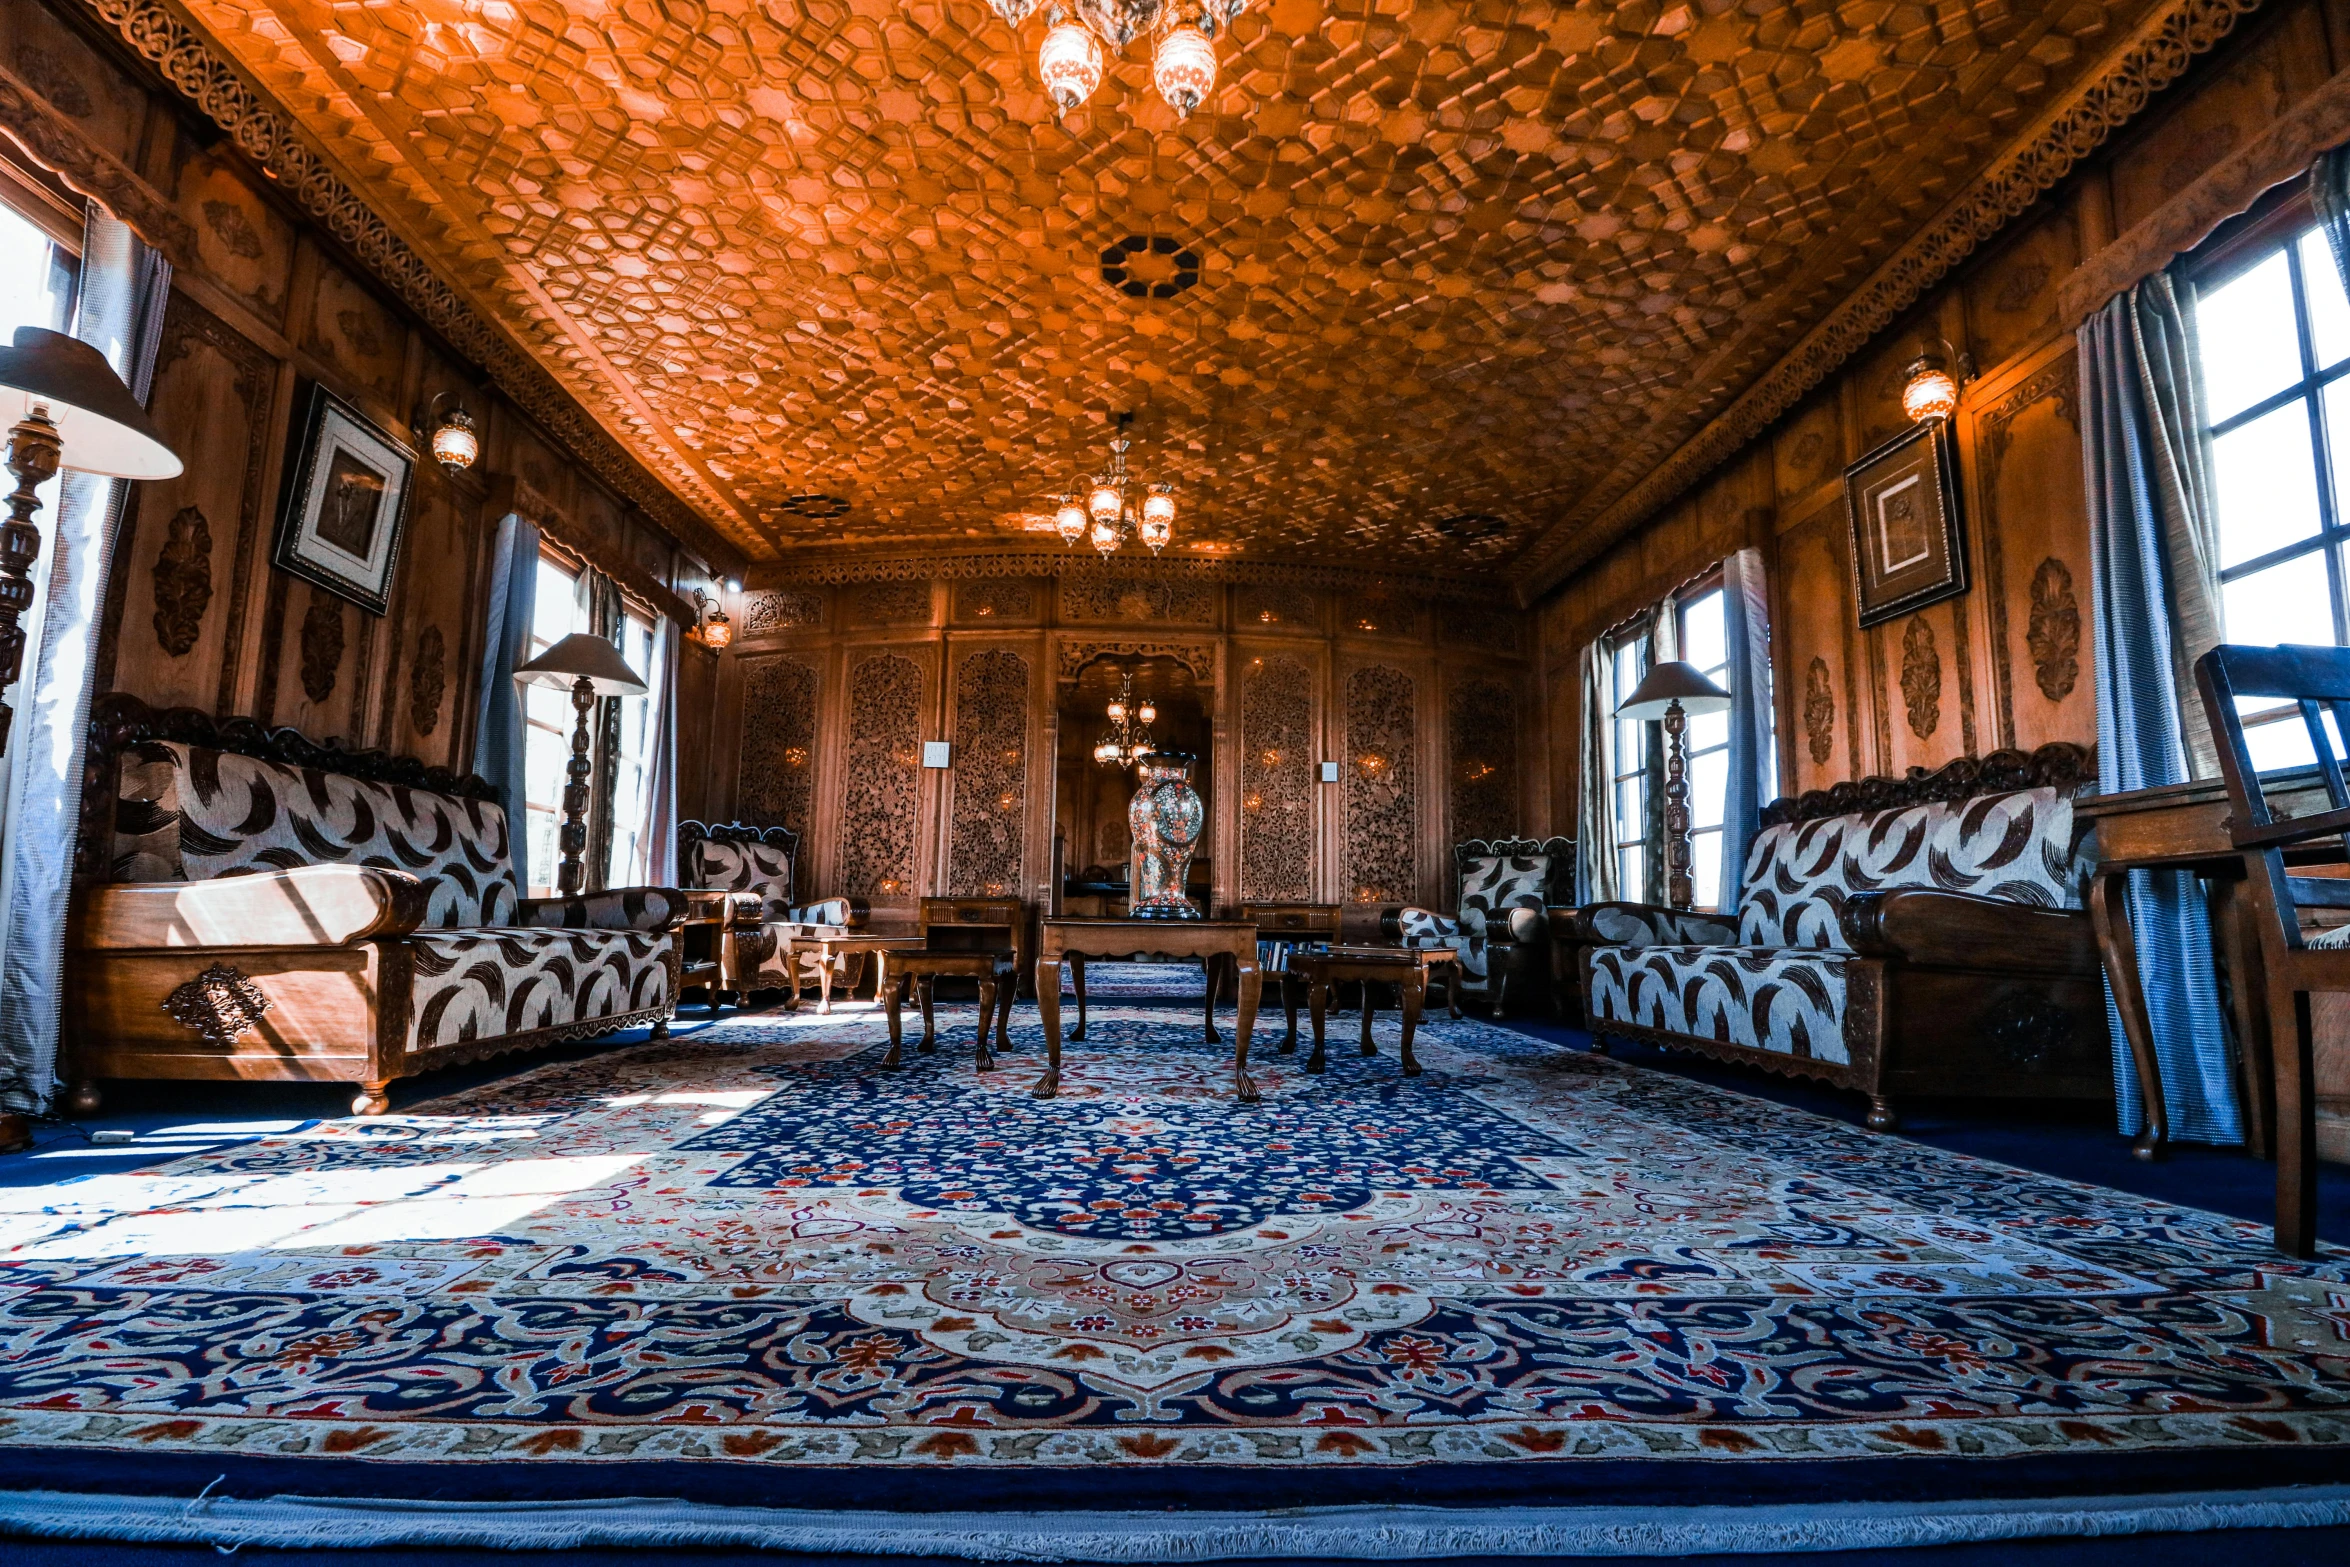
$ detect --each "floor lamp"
[515,631,648,896]
[1616,659,1733,911]
[0,326,182,759]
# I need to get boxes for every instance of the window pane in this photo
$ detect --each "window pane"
[1619,845,1644,899]
[2212,400,2322,569]
[1614,719,1644,776]
[1614,777,1643,836]
[1679,590,1726,673]
[2198,250,2303,423]
[1689,748,1729,831]
[1685,707,1728,754]
[532,559,580,647]
[2318,377,2350,532]
[2302,230,2350,371]
[2234,702,2345,776]
[1690,831,1722,909]
[2221,554,2337,647]
[0,211,68,344]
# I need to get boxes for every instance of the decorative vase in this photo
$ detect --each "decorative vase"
[1127,750,1203,920]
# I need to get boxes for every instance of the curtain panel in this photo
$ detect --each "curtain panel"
[2081,279,2242,1146]
[1573,636,1618,906]
[0,206,170,1118]
[642,615,680,889]
[473,513,540,893]
[1719,548,1775,912]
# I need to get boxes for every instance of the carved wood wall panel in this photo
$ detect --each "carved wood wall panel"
[836,651,924,903]
[848,580,931,627]
[946,648,1031,898]
[1060,575,1218,626]
[1343,665,1418,906]
[738,654,822,859]
[742,588,826,636]
[1235,583,1318,630]
[952,579,1039,623]
[1974,348,2093,753]
[1238,653,1315,903]
[1448,674,1521,847]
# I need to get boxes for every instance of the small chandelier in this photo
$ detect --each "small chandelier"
[1000,3,1243,121]
[1057,411,1177,558]
[1092,668,1157,767]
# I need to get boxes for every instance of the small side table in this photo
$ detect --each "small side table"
[783,932,925,1013]
[882,950,1018,1071]
[1283,946,1459,1077]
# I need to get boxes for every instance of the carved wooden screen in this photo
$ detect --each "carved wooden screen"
[947,648,1030,897]
[737,655,821,885]
[1239,654,1315,901]
[836,651,924,900]
[1448,674,1519,847]
[1343,665,1416,905]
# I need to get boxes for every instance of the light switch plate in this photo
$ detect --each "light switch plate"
[922,741,952,769]
[1319,760,1340,783]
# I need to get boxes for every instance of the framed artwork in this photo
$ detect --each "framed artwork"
[1843,421,1967,629]
[272,383,415,615]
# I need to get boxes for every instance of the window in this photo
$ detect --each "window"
[0,197,75,344]
[520,555,585,895]
[1607,633,1649,899]
[1677,587,1732,906]
[2196,219,2350,771]
[604,608,664,887]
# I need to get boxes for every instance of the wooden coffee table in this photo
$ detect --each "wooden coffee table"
[1034,918,1264,1102]
[782,932,924,1013]
[881,950,1018,1071]
[1283,945,1460,1077]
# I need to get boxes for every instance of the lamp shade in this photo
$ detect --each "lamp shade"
[514,632,648,697]
[0,327,181,479]
[1616,659,1732,722]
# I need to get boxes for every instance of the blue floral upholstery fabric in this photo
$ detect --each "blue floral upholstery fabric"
[112,740,518,928]
[408,928,672,1050]
[687,839,796,920]
[1586,945,1857,1065]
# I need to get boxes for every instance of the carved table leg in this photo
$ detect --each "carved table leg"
[1280,970,1298,1053]
[1400,968,1425,1078]
[63,1080,101,1117]
[1445,961,1462,1020]
[993,967,1016,1054]
[1203,953,1224,1045]
[882,971,907,1070]
[918,975,940,1054]
[974,974,998,1072]
[1359,977,1379,1057]
[351,1080,393,1117]
[1866,1095,1899,1132]
[816,955,836,1016]
[2089,868,2169,1160]
[2270,984,2319,1258]
[2209,874,2275,1161]
[1033,956,1064,1100]
[0,1114,27,1154]
[1232,954,1262,1104]
[1068,953,1088,1042]
[1307,975,1329,1075]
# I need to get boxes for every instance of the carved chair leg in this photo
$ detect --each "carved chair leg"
[0,1113,28,1154]
[351,1081,393,1117]
[2270,984,2320,1259]
[650,1013,670,1039]
[918,976,939,1053]
[974,977,998,1072]
[1865,1095,1899,1132]
[63,1080,102,1117]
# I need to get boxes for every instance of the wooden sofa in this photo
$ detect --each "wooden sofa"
[64,695,684,1116]
[1570,745,2112,1130]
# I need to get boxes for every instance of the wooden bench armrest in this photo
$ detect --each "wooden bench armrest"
[75,865,429,950]
[1838,889,2099,974]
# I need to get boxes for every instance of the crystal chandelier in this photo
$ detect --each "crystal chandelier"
[1055,412,1177,557]
[1092,668,1158,767]
[986,2,1245,120]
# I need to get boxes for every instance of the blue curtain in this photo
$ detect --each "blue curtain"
[473,513,539,892]
[1718,548,1774,912]
[0,207,171,1118]
[2081,283,2242,1145]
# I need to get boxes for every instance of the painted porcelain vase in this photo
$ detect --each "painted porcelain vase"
[1127,751,1203,920]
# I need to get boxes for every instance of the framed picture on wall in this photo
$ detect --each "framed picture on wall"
[1843,421,1966,629]
[272,383,415,615]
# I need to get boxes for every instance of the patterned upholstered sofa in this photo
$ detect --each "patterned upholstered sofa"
[64,696,683,1116]
[1390,835,1575,1014]
[1571,745,2110,1130]
[676,819,868,1004]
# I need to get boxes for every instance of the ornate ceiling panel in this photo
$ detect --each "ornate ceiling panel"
[168,0,2182,574]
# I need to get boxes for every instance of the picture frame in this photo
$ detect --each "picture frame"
[272,383,415,615]
[1843,421,1967,629]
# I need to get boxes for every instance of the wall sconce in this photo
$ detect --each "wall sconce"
[689,587,731,649]
[422,390,479,475]
[1900,338,1974,424]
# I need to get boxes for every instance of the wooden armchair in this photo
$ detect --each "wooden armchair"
[2195,642,2350,1256]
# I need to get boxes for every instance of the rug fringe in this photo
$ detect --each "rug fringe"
[4,1487,2349,1558]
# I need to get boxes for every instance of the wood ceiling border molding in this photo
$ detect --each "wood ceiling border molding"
[1516,0,2266,605]
[68,0,738,574]
[745,547,1497,604]
[0,58,195,264]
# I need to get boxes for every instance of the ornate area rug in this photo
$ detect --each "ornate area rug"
[2,1005,2347,1550]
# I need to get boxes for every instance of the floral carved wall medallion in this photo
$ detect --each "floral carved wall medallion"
[162,963,274,1048]
[300,596,345,703]
[1803,656,1835,766]
[150,504,214,657]
[2026,557,2081,702]
[410,625,447,736]
[1900,616,1941,741]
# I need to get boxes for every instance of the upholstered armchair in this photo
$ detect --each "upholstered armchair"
[1389,836,1575,1014]
[675,819,869,1003]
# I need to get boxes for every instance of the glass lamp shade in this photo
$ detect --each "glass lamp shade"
[1137,701,1156,724]
[0,326,182,479]
[1054,497,1087,544]
[1901,357,1960,422]
[1087,479,1123,523]
[987,0,1042,23]
[1106,699,1126,723]
[1153,23,1216,119]
[429,406,479,472]
[1038,19,1103,113]
[1093,740,1119,764]
[1141,485,1175,527]
[700,609,732,650]
[1615,659,1732,723]
[514,632,649,697]
[1089,512,1122,556]
[1137,514,1171,553]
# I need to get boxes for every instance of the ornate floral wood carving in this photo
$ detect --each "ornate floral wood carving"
[1439,598,1518,652]
[2026,557,2081,702]
[1235,583,1316,629]
[737,655,820,837]
[409,625,446,736]
[1056,641,1214,687]
[742,588,825,635]
[1344,666,1416,905]
[1448,675,1519,845]
[299,597,344,704]
[1803,657,1836,767]
[946,649,1029,897]
[161,963,274,1047]
[848,580,930,626]
[1060,574,1217,625]
[837,652,922,900]
[1760,742,2096,827]
[1343,591,1424,640]
[954,579,1036,621]
[1239,655,1315,902]
[149,504,213,657]
[1900,617,1941,741]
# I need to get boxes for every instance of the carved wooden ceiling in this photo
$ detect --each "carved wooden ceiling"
[174,0,2178,577]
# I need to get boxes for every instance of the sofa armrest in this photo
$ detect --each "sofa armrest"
[517,886,686,933]
[685,890,765,927]
[74,865,429,950]
[1838,890,2098,975]
[1568,901,1738,947]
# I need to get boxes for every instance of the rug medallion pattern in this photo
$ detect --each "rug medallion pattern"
[0,1009,2344,1468]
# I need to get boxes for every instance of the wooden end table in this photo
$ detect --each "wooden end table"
[782,931,924,1013]
[1284,946,1458,1077]
[881,950,1018,1071]
[1034,918,1264,1102]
